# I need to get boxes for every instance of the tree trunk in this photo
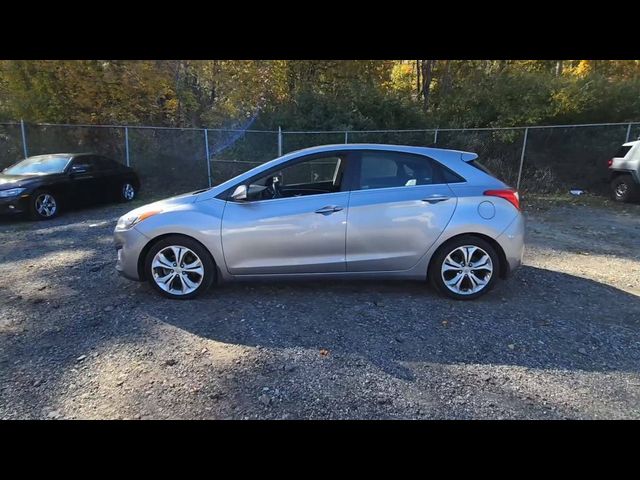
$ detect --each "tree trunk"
[416,60,421,100]
[421,60,436,111]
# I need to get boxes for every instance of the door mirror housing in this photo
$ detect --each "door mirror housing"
[231,184,269,201]
[230,184,248,201]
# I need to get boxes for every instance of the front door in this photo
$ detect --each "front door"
[221,152,350,275]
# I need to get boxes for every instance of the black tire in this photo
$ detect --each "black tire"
[119,181,137,203]
[144,235,215,300]
[429,235,500,301]
[611,174,639,203]
[28,189,60,220]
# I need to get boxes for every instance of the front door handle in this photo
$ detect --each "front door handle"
[315,205,343,215]
[422,195,450,204]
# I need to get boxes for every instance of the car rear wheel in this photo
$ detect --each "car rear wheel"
[29,190,59,220]
[611,174,639,203]
[429,235,500,300]
[120,182,136,202]
[144,235,215,300]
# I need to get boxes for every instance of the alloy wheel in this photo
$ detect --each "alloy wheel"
[122,183,135,200]
[151,246,205,296]
[35,193,57,218]
[441,245,493,295]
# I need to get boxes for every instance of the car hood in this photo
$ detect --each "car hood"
[0,173,48,189]
[123,190,200,218]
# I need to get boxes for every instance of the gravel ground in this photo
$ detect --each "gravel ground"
[1,194,639,420]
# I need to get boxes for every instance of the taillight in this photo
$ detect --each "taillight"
[607,158,613,168]
[484,189,520,210]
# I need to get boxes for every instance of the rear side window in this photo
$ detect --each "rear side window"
[357,151,438,190]
[614,145,632,158]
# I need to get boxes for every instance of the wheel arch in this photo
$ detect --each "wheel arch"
[137,233,220,282]
[610,170,640,184]
[428,232,509,279]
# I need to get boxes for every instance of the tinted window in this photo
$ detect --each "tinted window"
[96,156,119,170]
[72,156,99,170]
[614,145,632,158]
[357,151,437,190]
[441,166,465,183]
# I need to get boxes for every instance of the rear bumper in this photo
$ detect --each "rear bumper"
[114,227,149,281]
[495,213,525,276]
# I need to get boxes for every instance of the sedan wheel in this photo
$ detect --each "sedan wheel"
[430,235,500,300]
[121,183,136,202]
[30,191,58,220]
[144,235,215,299]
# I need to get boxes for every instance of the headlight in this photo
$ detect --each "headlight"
[115,209,161,231]
[0,188,26,198]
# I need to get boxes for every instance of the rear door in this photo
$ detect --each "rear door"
[346,150,457,272]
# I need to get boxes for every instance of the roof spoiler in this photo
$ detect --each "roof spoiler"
[460,152,478,162]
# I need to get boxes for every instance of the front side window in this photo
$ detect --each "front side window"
[71,156,100,171]
[356,151,438,190]
[244,154,346,201]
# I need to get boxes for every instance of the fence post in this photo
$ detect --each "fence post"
[278,126,283,156]
[433,128,438,145]
[204,129,212,188]
[516,127,529,191]
[20,119,28,158]
[124,127,130,167]
[345,131,349,144]
[625,123,632,142]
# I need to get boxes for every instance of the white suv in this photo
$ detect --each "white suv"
[609,140,640,202]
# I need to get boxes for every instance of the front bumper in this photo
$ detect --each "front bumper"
[0,194,30,215]
[114,227,149,281]
[495,213,525,276]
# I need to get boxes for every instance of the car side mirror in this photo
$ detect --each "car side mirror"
[230,184,248,201]
[71,164,89,174]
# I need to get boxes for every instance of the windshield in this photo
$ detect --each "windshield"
[3,155,71,175]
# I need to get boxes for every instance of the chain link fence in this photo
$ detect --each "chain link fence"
[1,120,638,197]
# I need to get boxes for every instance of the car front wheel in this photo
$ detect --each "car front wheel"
[429,235,500,300]
[144,235,215,300]
[29,190,59,220]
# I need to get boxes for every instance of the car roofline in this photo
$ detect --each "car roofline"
[281,143,478,165]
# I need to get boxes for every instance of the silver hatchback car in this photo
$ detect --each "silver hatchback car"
[114,144,524,300]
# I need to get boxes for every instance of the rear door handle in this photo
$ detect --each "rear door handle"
[422,195,450,204]
[315,205,343,215]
